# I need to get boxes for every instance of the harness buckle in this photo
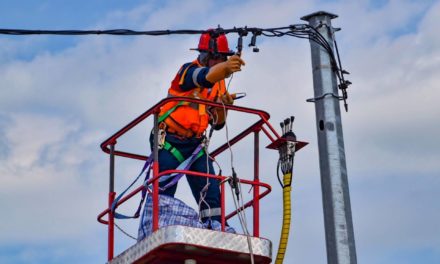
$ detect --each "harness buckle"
[202,135,209,148]
[158,122,167,149]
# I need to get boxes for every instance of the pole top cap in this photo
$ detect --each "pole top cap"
[301,11,338,21]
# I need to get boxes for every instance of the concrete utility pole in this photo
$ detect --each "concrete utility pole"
[301,11,357,264]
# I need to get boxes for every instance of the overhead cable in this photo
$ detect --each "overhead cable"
[0,24,351,110]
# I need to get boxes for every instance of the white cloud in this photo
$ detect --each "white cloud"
[340,1,440,176]
[0,113,108,245]
[4,113,78,168]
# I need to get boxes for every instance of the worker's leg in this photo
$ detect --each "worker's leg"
[187,153,221,223]
[157,148,181,196]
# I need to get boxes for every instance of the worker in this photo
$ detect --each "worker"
[149,30,245,229]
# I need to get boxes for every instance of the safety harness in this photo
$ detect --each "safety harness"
[110,124,206,220]
[111,61,223,219]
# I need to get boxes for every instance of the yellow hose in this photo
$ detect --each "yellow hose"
[275,172,292,264]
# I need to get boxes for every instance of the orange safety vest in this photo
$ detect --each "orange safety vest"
[159,60,227,137]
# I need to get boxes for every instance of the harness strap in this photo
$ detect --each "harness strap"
[159,142,205,190]
[111,138,207,220]
[111,155,154,219]
[158,101,185,123]
[163,140,185,163]
[197,103,208,135]
[163,117,195,138]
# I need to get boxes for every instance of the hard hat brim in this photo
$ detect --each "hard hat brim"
[190,48,235,56]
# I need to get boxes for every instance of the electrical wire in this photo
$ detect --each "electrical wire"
[224,75,235,167]
[230,182,255,264]
[198,128,213,222]
[0,24,350,109]
[238,181,255,264]
[114,222,137,241]
[276,159,284,188]
[221,76,254,264]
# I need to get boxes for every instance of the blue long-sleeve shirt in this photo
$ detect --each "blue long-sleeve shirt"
[178,63,214,91]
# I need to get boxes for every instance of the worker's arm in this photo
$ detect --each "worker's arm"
[178,55,245,91]
[178,63,214,91]
[206,55,245,83]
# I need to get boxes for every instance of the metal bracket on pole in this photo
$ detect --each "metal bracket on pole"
[301,11,357,264]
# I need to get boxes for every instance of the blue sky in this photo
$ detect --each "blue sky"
[1,0,440,263]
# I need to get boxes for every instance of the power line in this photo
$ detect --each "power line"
[0,24,351,110]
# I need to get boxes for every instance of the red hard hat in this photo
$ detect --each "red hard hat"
[193,30,234,55]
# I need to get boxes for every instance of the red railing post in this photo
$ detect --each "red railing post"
[108,143,116,261]
[253,131,260,237]
[221,182,226,232]
[108,191,115,261]
[152,162,159,231]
